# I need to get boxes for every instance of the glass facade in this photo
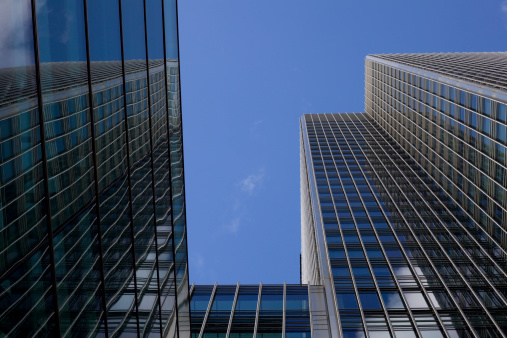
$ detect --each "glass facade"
[301,111,507,337]
[0,0,189,337]
[365,53,507,252]
[189,283,331,337]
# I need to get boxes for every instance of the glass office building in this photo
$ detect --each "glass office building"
[0,0,190,337]
[301,112,507,337]
[189,283,331,337]
[300,52,507,337]
[365,52,507,252]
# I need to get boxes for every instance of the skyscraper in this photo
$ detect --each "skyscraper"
[300,52,507,337]
[0,0,189,336]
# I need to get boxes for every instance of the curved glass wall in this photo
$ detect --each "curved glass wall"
[0,1,56,336]
[0,0,189,336]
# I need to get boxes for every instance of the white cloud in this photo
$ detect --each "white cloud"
[0,2,35,68]
[191,253,204,269]
[253,120,263,126]
[238,169,265,194]
[225,217,241,233]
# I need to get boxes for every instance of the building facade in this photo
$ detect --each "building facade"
[189,283,331,337]
[365,52,507,252]
[0,0,190,337]
[301,112,507,337]
[300,52,507,337]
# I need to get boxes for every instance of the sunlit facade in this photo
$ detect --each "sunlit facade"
[300,52,507,337]
[0,0,189,336]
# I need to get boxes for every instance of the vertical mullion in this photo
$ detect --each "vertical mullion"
[142,0,164,335]
[307,284,314,337]
[198,282,217,338]
[117,0,141,333]
[82,0,109,334]
[282,282,286,338]
[30,0,61,335]
[225,282,240,338]
[253,282,262,337]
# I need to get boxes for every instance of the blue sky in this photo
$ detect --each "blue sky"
[179,0,507,285]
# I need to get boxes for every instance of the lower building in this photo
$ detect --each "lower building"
[190,283,331,337]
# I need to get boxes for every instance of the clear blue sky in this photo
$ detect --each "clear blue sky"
[179,0,507,285]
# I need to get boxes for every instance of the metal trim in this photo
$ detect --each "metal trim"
[225,282,240,338]
[253,282,262,337]
[198,282,217,338]
[282,282,286,338]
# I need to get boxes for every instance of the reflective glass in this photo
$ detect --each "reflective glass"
[0,4,54,335]
[36,0,103,334]
[86,0,135,335]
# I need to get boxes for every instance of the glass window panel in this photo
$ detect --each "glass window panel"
[285,290,309,311]
[359,292,381,309]
[211,291,235,311]
[261,290,283,310]
[381,291,405,309]
[163,0,178,59]
[235,289,258,311]
[191,290,213,311]
[336,293,359,309]
[403,292,429,309]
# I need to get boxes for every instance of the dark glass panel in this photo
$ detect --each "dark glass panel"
[87,0,135,335]
[121,0,146,61]
[230,291,257,336]
[0,246,56,336]
[121,0,160,333]
[146,0,178,334]
[87,0,122,62]
[285,288,309,311]
[36,0,95,227]
[163,0,178,59]
[0,0,47,273]
[36,0,103,335]
[53,205,103,335]
[260,287,283,310]
[146,0,165,61]
[336,293,358,309]
[359,292,381,309]
[203,287,236,335]
[0,0,53,334]
[191,287,213,335]
[191,288,212,311]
